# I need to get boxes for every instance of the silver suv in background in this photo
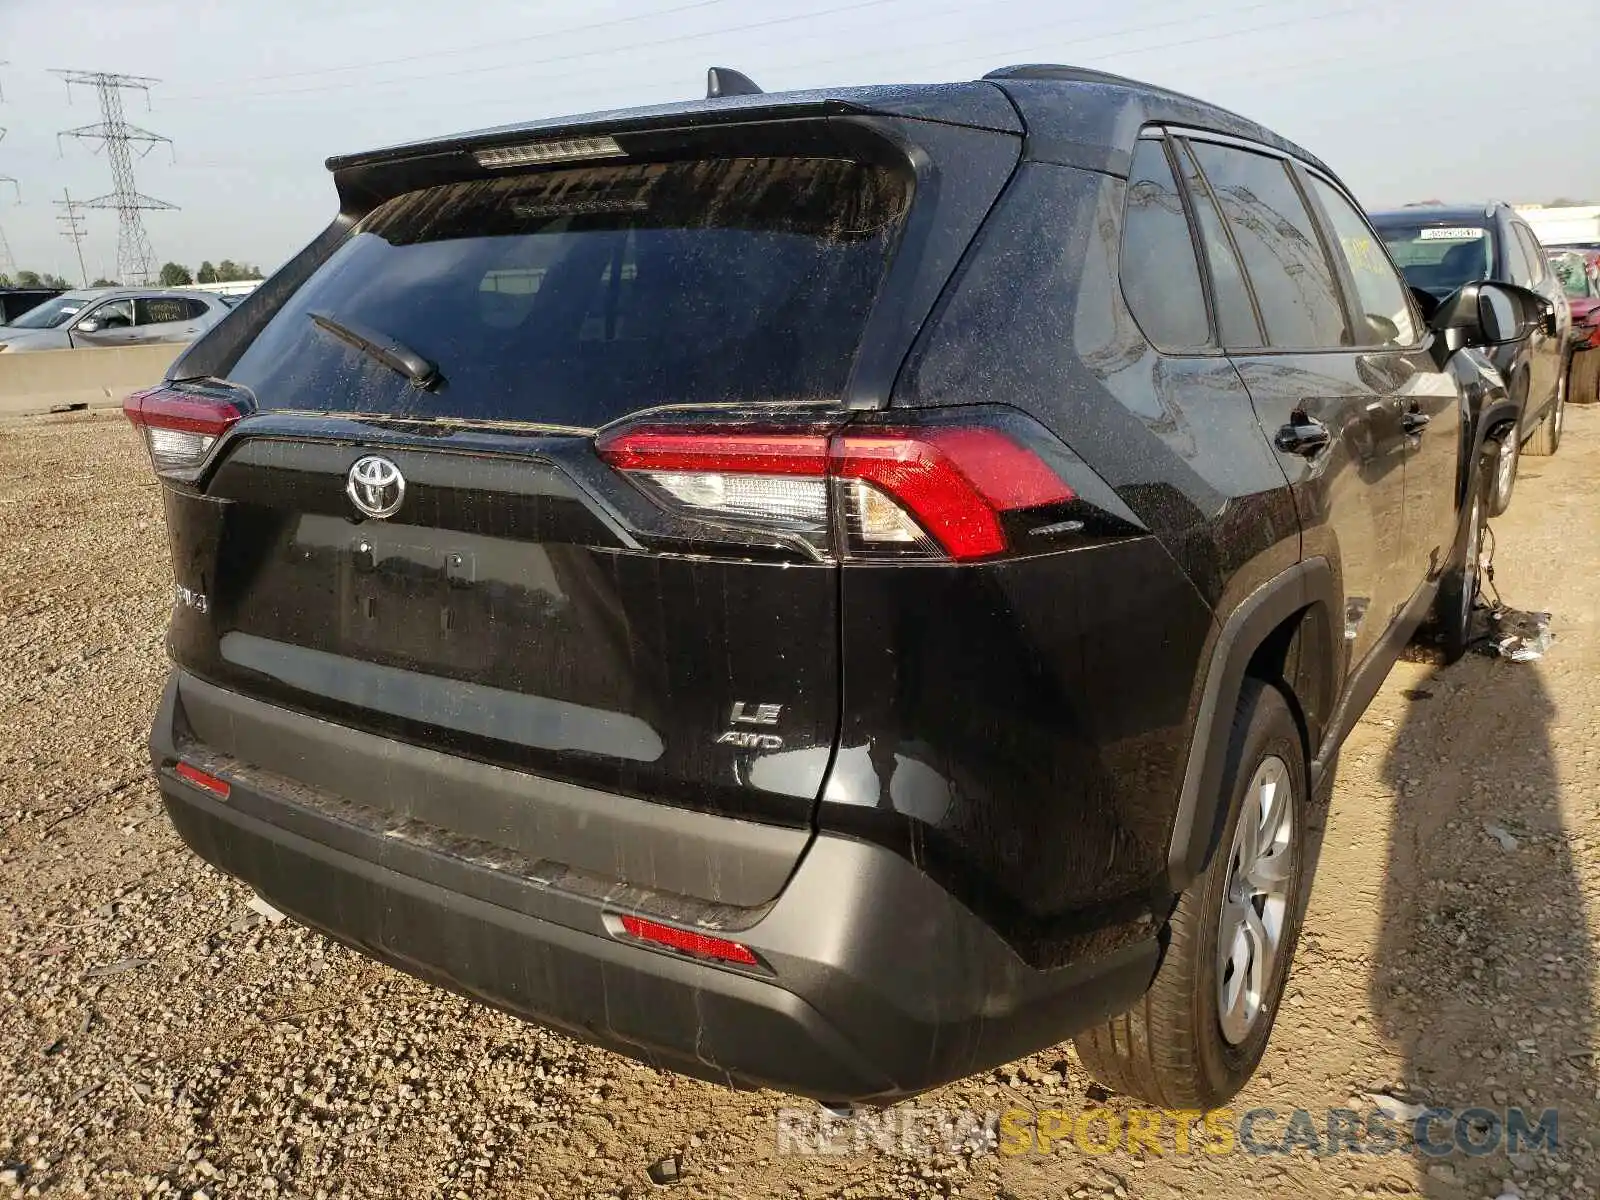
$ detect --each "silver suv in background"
[0,288,231,353]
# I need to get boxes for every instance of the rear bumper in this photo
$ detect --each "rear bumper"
[152,671,1158,1102]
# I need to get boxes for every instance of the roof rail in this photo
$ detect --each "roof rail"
[986,64,1140,86]
[984,63,1213,110]
[706,67,762,99]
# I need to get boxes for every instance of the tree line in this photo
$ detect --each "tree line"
[158,261,266,287]
[0,260,265,290]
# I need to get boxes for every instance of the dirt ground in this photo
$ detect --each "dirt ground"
[2,407,1597,1200]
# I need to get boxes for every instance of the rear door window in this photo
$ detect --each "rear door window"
[1189,142,1349,349]
[1119,139,1210,351]
[135,297,205,325]
[1173,141,1261,347]
[227,157,909,427]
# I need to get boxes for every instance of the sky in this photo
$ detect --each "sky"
[0,0,1595,283]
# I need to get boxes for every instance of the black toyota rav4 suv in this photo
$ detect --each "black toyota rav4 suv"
[131,66,1541,1109]
[1369,202,1570,516]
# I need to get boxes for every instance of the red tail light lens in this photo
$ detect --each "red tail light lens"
[617,914,759,966]
[123,386,244,474]
[832,428,1074,560]
[596,422,1074,561]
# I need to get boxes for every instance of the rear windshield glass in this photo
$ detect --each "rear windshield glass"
[228,157,908,427]
[1374,223,1493,298]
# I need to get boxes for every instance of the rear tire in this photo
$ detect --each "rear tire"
[1524,372,1565,456]
[1072,680,1308,1109]
[1573,350,1600,405]
[1435,473,1487,665]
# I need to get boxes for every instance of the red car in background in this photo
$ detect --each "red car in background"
[1550,248,1600,401]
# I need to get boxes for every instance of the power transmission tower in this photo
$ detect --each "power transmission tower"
[52,70,177,286]
[56,189,90,287]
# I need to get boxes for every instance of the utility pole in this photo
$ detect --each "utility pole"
[0,132,17,280]
[0,65,14,278]
[52,70,177,286]
[55,188,90,287]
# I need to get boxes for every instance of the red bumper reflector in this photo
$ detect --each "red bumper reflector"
[617,914,759,966]
[175,761,231,799]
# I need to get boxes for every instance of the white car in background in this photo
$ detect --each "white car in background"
[0,288,231,352]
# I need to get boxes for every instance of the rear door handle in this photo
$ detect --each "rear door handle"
[1401,411,1431,434]
[1275,417,1331,457]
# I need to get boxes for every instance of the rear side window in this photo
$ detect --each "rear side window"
[1172,142,1260,347]
[136,297,207,324]
[1190,142,1348,349]
[1307,178,1418,347]
[1504,226,1536,286]
[1119,139,1210,351]
[1515,225,1548,285]
[228,157,909,426]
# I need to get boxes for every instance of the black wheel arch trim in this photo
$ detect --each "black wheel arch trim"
[1163,556,1337,893]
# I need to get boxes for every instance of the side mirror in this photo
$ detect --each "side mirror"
[1365,313,1401,345]
[1428,281,1548,361]
[75,318,101,333]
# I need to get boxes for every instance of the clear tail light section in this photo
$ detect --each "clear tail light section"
[596,412,1079,563]
[596,429,832,536]
[123,382,251,476]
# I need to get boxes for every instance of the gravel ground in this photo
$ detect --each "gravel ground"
[2,408,1598,1200]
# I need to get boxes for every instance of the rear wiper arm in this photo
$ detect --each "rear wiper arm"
[309,311,440,390]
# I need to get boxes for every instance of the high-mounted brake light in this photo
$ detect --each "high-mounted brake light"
[123,386,244,474]
[596,423,1075,561]
[616,914,759,966]
[474,136,625,170]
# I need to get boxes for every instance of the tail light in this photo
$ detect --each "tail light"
[123,385,246,475]
[597,418,1075,562]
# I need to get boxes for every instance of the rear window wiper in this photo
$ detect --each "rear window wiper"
[309,311,440,390]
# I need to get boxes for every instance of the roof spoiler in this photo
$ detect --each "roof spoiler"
[706,67,762,99]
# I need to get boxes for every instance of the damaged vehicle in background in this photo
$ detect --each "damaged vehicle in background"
[129,65,1542,1110]
[0,287,230,352]
[1370,203,1570,516]
[1549,247,1600,403]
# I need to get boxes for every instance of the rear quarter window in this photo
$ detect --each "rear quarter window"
[1119,139,1211,352]
[227,157,909,427]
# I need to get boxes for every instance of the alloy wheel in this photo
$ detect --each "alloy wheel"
[1217,755,1295,1045]
[1497,436,1516,506]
